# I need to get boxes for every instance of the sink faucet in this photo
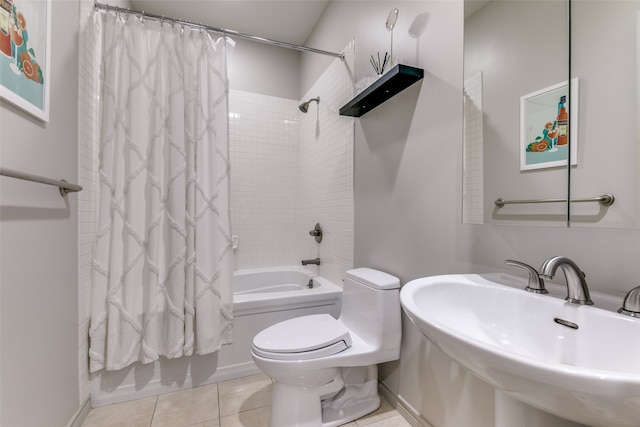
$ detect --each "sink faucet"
[539,256,594,305]
[301,258,320,266]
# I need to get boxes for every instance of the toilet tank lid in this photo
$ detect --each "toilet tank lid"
[345,268,400,290]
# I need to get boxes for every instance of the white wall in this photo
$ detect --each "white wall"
[229,39,300,99]
[304,1,640,426]
[0,1,82,426]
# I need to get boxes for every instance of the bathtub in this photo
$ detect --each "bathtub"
[233,267,343,316]
[91,266,342,407]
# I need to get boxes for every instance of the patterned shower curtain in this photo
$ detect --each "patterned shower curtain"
[88,10,234,372]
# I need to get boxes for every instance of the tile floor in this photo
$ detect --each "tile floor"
[82,374,412,427]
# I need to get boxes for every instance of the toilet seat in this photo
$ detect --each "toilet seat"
[252,314,352,361]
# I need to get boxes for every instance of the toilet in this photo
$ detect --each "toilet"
[251,268,401,427]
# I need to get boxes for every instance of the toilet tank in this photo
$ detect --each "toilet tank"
[339,268,401,357]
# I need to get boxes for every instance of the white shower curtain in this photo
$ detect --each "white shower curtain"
[89,11,234,372]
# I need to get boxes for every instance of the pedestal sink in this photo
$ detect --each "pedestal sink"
[400,274,640,427]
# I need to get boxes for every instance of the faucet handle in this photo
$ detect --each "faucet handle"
[309,223,323,243]
[618,286,640,318]
[505,260,548,294]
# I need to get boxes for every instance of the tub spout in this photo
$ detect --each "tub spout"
[301,258,320,266]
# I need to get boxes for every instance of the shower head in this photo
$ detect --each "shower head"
[299,97,320,113]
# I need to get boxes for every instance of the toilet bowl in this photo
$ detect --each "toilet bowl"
[251,268,401,427]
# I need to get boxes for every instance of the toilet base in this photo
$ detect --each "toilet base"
[269,370,344,427]
[269,383,382,427]
[268,366,382,427]
[321,396,380,427]
[321,365,380,426]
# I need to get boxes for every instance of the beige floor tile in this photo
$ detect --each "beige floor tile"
[82,397,157,427]
[220,406,270,427]
[358,414,412,427]
[151,384,219,427]
[218,374,273,417]
[354,397,397,426]
[185,420,220,427]
[83,376,411,427]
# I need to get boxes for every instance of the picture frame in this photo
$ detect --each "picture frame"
[520,78,579,171]
[0,0,51,122]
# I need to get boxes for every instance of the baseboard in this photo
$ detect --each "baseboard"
[66,397,92,427]
[91,361,261,407]
[378,381,434,427]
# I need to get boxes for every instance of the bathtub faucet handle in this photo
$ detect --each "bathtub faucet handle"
[309,223,323,243]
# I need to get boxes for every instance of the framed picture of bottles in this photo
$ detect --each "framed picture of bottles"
[0,0,51,122]
[520,78,579,171]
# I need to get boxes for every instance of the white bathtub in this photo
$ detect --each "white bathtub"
[91,266,342,407]
[233,267,343,316]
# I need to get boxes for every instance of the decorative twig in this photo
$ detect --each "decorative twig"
[370,56,379,74]
[370,51,390,75]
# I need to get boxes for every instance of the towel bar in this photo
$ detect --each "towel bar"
[0,167,83,197]
[495,194,614,208]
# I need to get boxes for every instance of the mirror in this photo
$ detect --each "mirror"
[568,1,639,229]
[463,0,570,227]
[463,0,639,229]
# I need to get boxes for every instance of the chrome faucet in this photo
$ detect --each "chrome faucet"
[301,258,320,266]
[539,256,594,305]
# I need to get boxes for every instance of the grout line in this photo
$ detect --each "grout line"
[148,395,159,427]
[216,382,222,423]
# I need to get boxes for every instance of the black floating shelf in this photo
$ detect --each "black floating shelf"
[339,64,424,117]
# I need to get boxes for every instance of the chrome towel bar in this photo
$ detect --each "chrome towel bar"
[0,167,83,197]
[495,194,614,208]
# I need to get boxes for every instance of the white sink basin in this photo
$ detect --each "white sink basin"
[400,274,640,427]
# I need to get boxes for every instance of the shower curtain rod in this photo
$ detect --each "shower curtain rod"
[94,1,345,60]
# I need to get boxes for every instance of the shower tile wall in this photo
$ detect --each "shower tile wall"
[299,44,355,286]
[463,72,484,225]
[229,90,302,269]
[77,0,101,406]
[229,44,355,285]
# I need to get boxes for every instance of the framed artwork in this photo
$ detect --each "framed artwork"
[520,78,579,171]
[0,0,51,122]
